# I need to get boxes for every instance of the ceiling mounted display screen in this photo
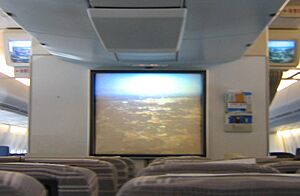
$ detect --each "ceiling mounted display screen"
[3,29,32,67]
[269,40,297,65]
[90,70,206,156]
[8,40,31,63]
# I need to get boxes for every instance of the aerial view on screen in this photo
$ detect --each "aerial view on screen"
[269,40,296,64]
[94,73,205,155]
[8,40,31,63]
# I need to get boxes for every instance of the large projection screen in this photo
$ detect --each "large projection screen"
[90,70,206,156]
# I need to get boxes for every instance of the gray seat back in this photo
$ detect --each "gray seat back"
[118,173,300,196]
[149,156,209,166]
[0,162,98,196]
[0,156,23,162]
[89,157,129,188]
[25,157,118,196]
[0,170,47,196]
[266,161,300,173]
[117,157,136,179]
[137,163,279,176]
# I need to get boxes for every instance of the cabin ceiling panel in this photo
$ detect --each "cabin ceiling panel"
[184,0,287,39]
[0,0,97,39]
[0,9,19,29]
[33,33,116,63]
[0,0,287,66]
[178,32,260,64]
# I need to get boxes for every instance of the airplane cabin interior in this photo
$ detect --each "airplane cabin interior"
[0,0,299,195]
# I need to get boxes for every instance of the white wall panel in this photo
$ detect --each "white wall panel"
[208,57,268,159]
[30,55,268,159]
[29,55,89,157]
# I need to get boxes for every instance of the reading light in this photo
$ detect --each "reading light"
[134,64,168,67]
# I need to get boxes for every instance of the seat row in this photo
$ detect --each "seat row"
[118,156,300,196]
[0,156,136,196]
[1,155,300,196]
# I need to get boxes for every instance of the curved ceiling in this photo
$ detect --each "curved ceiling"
[0,0,287,66]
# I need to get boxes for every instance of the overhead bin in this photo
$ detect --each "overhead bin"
[0,73,28,116]
[270,81,300,129]
[89,0,184,8]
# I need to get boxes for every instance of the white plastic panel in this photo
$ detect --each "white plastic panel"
[31,33,116,63]
[90,0,183,8]
[0,0,97,39]
[178,32,260,65]
[184,0,287,40]
[0,9,19,28]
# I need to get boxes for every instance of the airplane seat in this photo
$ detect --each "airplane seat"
[0,156,23,162]
[256,157,295,165]
[270,152,295,158]
[0,162,98,196]
[149,156,209,166]
[0,170,47,196]
[89,157,129,189]
[24,157,118,196]
[137,162,279,177]
[266,161,300,173]
[117,174,300,196]
[117,157,137,179]
[295,148,300,160]
[0,146,9,156]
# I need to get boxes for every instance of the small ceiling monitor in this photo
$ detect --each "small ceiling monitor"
[3,29,32,67]
[269,30,300,68]
[8,40,31,63]
[269,40,296,64]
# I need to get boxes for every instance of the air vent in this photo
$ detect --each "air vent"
[116,52,177,62]
[89,0,184,8]
[87,8,187,53]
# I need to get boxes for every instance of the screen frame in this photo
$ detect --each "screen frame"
[3,29,32,67]
[89,70,207,158]
[268,39,298,67]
